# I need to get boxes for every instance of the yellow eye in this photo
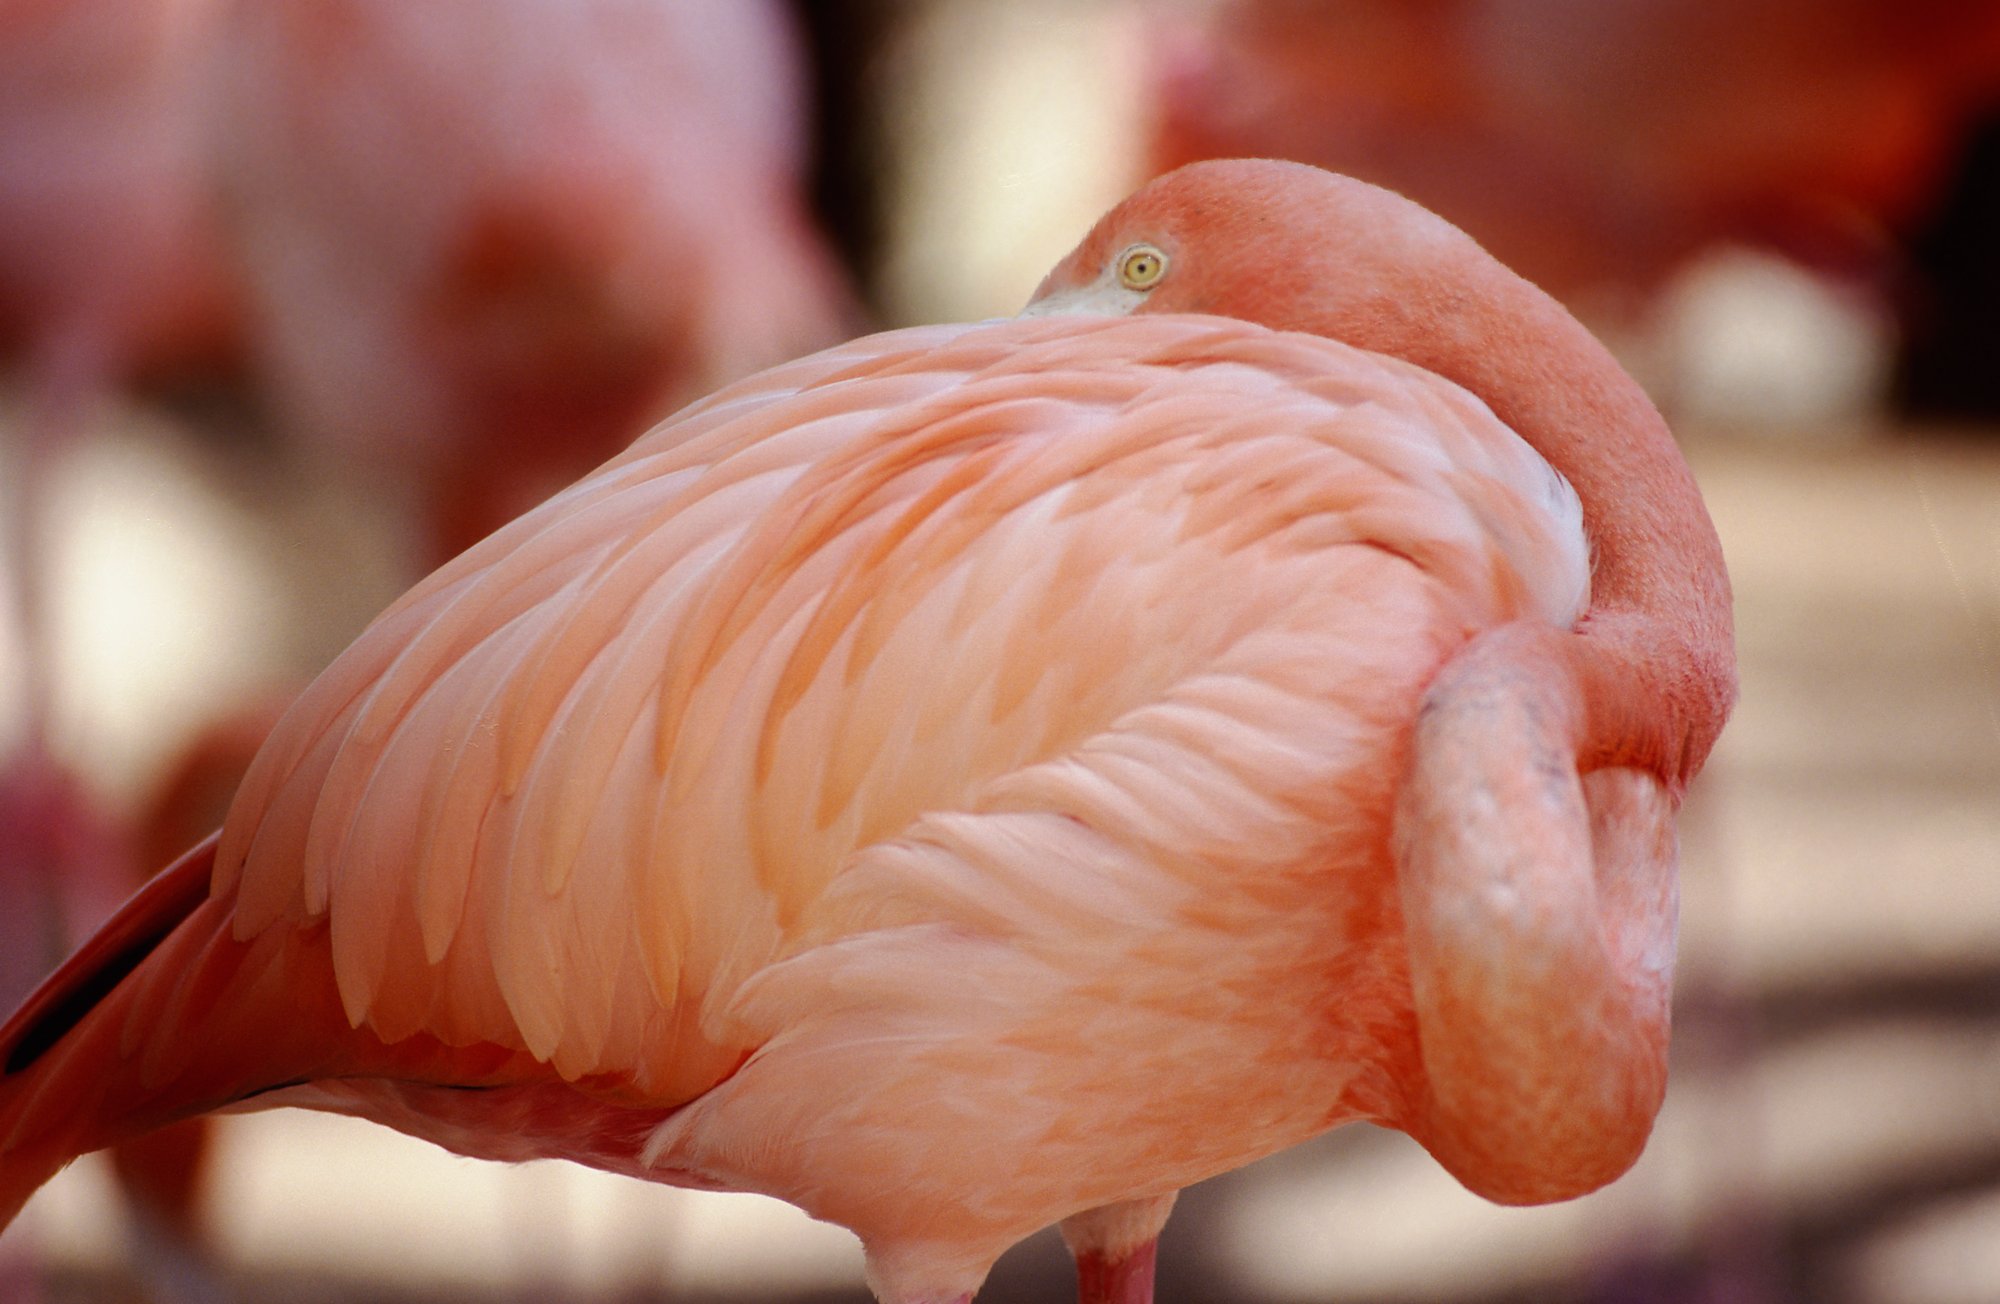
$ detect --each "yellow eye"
[1116,243,1168,290]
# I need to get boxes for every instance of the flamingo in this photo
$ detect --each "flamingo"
[0,1,240,1288]
[0,160,1735,1304]
[210,0,855,565]
[0,0,239,761]
[0,0,238,963]
[1150,0,2000,302]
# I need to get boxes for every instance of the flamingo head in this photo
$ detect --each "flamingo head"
[1024,158,1491,360]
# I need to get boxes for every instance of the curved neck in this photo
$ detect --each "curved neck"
[1339,251,1737,786]
[1422,279,1726,617]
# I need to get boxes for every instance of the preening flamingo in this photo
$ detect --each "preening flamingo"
[210,0,854,564]
[0,160,1735,1304]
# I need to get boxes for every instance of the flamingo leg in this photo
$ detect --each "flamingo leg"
[1060,1193,1177,1304]
[1073,1236,1159,1304]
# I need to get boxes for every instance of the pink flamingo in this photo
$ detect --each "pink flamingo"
[0,2,242,1291]
[0,0,238,747]
[1151,0,2000,300]
[0,160,1734,1304]
[210,0,854,564]
[0,0,238,951]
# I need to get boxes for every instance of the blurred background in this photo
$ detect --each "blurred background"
[1,0,1998,1300]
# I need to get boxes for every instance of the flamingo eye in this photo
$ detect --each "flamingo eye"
[1115,244,1168,290]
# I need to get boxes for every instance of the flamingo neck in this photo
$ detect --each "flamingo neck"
[1344,254,1737,787]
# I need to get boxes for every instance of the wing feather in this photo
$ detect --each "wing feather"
[217,313,1586,1100]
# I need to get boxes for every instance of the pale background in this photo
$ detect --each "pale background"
[4,2,1999,1301]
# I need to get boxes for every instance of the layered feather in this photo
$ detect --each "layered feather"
[206,312,1583,1107]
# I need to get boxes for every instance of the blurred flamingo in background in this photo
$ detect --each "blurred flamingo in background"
[0,0,238,742]
[0,160,1734,1304]
[0,0,243,1293]
[1151,0,2000,307]
[0,0,238,398]
[0,0,240,985]
[97,693,293,1265]
[210,0,857,566]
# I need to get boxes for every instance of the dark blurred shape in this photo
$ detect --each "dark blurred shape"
[1892,110,2000,421]
[787,0,902,320]
[102,1122,215,1274]
[1151,0,2000,305]
[211,0,859,564]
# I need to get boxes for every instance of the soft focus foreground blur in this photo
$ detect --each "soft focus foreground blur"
[3,1,1998,1301]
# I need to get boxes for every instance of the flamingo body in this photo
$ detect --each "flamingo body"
[0,161,1733,1304]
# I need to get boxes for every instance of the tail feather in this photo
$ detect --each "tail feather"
[0,834,351,1232]
[0,835,553,1234]
[1,836,216,1079]
[2,837,225,1229]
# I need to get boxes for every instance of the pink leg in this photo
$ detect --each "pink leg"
[1073,1237,1159,1304]
[1060,1193,1177,1304]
